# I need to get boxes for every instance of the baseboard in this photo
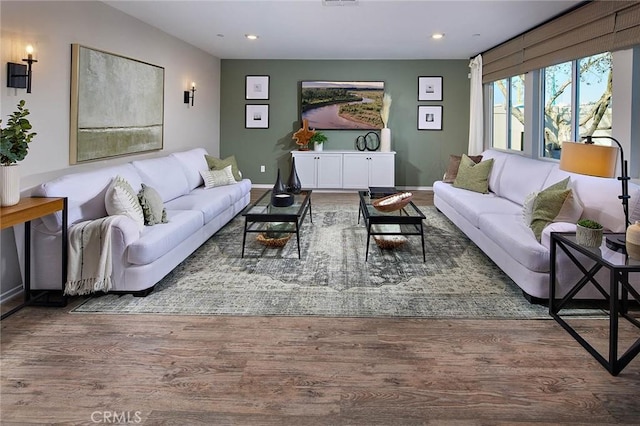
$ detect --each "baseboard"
[0,285,23,305]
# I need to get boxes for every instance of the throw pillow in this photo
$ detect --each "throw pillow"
[452,154,494,194]
[204,154,242,181]
[138,183,168,226]
[522,178,574,226]
[104,175,144,230]
[200,165,237,189]
[530,188,571,241]
[443,154,483,183]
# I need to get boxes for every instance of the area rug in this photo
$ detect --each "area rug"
[74,205,559,318]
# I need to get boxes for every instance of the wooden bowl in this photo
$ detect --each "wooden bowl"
[372,192,413,213]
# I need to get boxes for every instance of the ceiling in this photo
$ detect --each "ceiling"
[105,0,584,60]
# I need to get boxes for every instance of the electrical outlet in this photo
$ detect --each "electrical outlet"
[260,165,265,173]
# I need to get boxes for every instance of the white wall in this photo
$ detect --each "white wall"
[0,1,221,299]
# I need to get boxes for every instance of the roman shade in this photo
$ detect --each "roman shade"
[482,1,640,83]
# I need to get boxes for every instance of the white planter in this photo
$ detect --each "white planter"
[380,128,391,152]
[314,143,323,152]
[1,164,20,206]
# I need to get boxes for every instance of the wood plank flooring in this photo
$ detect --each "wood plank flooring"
[2,190,639,425]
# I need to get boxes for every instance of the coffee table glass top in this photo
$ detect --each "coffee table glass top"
[243,190,311,219]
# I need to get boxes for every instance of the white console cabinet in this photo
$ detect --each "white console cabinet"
[291,150,395,190]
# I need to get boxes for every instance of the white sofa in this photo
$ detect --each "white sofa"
[433,149,640,301]
[29,148,251,295]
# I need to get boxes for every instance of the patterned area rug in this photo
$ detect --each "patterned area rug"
[74,205,554,318]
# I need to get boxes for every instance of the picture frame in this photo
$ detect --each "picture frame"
[418,76,443,101]
[418,105,443,130]
[70,44,164,164]
[246,75,270,100]
[245,104,269,129]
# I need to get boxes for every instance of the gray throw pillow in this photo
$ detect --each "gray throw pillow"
[138,183,168,226]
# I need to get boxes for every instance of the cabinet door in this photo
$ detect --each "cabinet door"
[292,154,317,189]
[368,154,395,187]
[316,154,343,188]
[342,154,371,189]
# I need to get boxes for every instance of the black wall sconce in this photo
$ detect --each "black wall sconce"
[184,82,196,106]
[7,45,37,93]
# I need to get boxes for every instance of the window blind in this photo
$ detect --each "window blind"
[482,1,640,83]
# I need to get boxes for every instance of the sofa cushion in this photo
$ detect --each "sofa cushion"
[498,154,555,206]
[205,154,242,181]
[132,156,190,203]
[443,154,483,183]
[105,175,145,230]
[479,213,550,273]
[200,166,236,188]
[34,164,143,232]
[127,209,203,265]
[479,149,510,195]
[452,155,494,193]
[170,148,209,191]
[138,183,168,225]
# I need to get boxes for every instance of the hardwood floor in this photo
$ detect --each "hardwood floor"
[1,190,639,425]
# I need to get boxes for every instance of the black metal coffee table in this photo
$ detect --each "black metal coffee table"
[357,190,426,262]
[241,190,312,259]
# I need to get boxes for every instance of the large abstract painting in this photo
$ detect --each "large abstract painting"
[70,44,164,163]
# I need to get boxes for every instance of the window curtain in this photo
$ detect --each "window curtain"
[468,54,484,155]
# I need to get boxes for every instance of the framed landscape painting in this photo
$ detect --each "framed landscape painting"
[300,81,384,130]
[70,44,164,164]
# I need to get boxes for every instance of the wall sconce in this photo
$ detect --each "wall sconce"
[7,45,37,93]
[184,82,195,106]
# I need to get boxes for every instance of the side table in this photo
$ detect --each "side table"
[549,231,640,375]
[1,197,68,320]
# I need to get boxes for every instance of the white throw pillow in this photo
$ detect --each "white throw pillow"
[522,191,538,225]
[105,175,144,230]
[200,165,236,188]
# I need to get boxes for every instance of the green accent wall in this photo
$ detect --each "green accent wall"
[220,60,470,187]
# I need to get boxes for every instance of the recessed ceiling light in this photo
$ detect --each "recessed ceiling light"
[432,33,444,40]
[245,34,259,40]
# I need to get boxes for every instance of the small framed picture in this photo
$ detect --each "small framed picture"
[245,104,269,129]
[418,76,443,101]
[246,75,269,100]
[418,105,442,130]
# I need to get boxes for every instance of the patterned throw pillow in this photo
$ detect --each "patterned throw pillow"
[528,177,572,241]
[452,154,494,193]
[204,154,242,181]
[104,175,144,230]
[138,183,168,226]
[200,165,237,189]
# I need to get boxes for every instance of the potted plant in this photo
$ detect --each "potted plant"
[0,100,37,206]
[309,130,327,152]
[576,219,603,248]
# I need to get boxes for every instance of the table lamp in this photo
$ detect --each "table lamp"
[559,136,630,253]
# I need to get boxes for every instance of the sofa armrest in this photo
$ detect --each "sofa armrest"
[541,222,577,250]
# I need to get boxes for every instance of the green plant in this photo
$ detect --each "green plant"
[577,219,603,229]
[309,131,328,145]
[0,100,37,166]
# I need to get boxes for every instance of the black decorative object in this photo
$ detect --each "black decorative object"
[286,158,302,194]
[272,193,294,207]
[273,168,287,194]
[356,132,380,151]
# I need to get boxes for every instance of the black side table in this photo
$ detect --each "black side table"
[549,232,640,375]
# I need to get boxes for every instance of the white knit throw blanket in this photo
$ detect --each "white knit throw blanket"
[65,216,119,296]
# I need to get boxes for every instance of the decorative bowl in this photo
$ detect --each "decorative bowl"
[372,192,413,213]
[256,233,292,247]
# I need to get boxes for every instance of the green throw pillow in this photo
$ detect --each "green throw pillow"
[529,182,571,241]
[138,183,168,226]
[204,155,242,181]
[452,154,494,194]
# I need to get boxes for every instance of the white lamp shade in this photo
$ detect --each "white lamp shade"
[559,141,618,178]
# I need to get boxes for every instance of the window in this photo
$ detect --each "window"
[541,52,612,158]
[490,75,525,151]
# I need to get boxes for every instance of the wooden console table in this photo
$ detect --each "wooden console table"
[1,197,68,319]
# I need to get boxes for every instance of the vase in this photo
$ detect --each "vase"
[380,128,391,152]
[1,164,20,206]
[314,143,323,152]
[272,168,286,194]
[576,224,603,248]
[626,221,640,260]
[286,158,302,194]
